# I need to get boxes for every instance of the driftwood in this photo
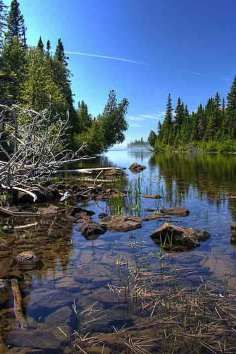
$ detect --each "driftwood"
[0,105,88,194]
[0,206,39,217]
[14,222,38,230]
[11,279,27,328]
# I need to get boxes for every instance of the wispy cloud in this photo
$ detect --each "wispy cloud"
[128,113,164,123]
[129,122,142,128]
[65,50,145,65]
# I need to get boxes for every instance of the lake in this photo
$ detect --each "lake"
[1,148,236,353]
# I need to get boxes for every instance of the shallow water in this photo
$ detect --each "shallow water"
[0,149,236,353]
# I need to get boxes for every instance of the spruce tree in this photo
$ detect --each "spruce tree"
[227,77,236,138]
[0,0,7,49]
[37,36,44,52]
[77,100,92,132]
[46,40,51,57]
[20,48,66,112]
[53,39,74,112]
[6,0,26,46]
[101,90,129,148]
[161,94,173,144]
[148,130,157,147]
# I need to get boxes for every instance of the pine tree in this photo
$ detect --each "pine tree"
[0,0,7,49]
[148,130,157,147]
[53,40,74,109]
[227,77,236,138]
[161,94,173,144]
[37,36,44,52]
[46,40,51,57]
[20,47,66,112]
[101,90,129,148]
[6,0,26,46]
[76,100,92,132]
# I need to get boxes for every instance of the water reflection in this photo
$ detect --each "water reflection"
[1,149,236,353]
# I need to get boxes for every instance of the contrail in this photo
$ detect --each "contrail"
[65,50,145,65]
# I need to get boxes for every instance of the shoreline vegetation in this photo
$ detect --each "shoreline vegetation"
[0,0,129,156]
[148,78,236,154]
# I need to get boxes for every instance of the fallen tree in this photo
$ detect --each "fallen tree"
[0,104,88,201]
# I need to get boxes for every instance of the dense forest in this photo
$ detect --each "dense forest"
[148,78,236,152]
[0,0,129,154]
[127,137,148,148]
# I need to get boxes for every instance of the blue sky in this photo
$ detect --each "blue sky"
[5,0,236,143]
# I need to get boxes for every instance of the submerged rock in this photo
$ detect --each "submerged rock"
[129,163,146,173]
[160,207,190,216]
[231,224,236,243]
[151,222,209,251]
[100,215,142,232]
[15,251,41,270]
[79,221,107,237]
[143,194,162,199]
[143,212,170,221]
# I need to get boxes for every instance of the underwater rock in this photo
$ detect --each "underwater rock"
[98,212,108,219]
[26,289,73,310]
[129,163,146,173]
[143,194,162,199]
[100,215,142,232]
[79,221,107,237]
[45,306,73,327]
[6,328,65,350]
[0,279,8,306]
[71,207,95,218]
[143,212,170,221]
[151,222,209,251]
[160,207,190,216]
[15,251,41,270]
[231,224,236,243]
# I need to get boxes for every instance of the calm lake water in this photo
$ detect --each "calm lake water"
[1,148,236,353]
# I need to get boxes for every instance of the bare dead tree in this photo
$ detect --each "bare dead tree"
[0,104,88,196]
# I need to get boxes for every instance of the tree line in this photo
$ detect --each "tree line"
[0,0,128,154]
[148,78,236,152]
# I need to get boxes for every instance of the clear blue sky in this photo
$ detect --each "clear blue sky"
[5,0,236,143]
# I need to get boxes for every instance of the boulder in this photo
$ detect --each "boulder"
[160,207,190,216]
[100,215,142,232]
[151,223,209,251]
[129,163,146,173]
[15,251,41,270]
[79,221,107,237]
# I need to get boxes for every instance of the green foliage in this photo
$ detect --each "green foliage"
[100,90,129,149]
[73,120,105,155]
[0,1,129,155]
[151,78,236,152]
[148,130,157,147]
[76,100,92,133]
[1,36,26,101]
[74,91,129,154]
[20,48,66,112]
[6,0,26,46]
[0,0,7,49]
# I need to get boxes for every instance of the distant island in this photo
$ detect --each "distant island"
[148,77,236,153]
[127,138,150,148]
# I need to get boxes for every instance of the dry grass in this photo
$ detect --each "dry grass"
[66,262,236,353]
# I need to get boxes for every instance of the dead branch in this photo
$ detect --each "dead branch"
[0,104,88,192]
[11,279,27,329]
